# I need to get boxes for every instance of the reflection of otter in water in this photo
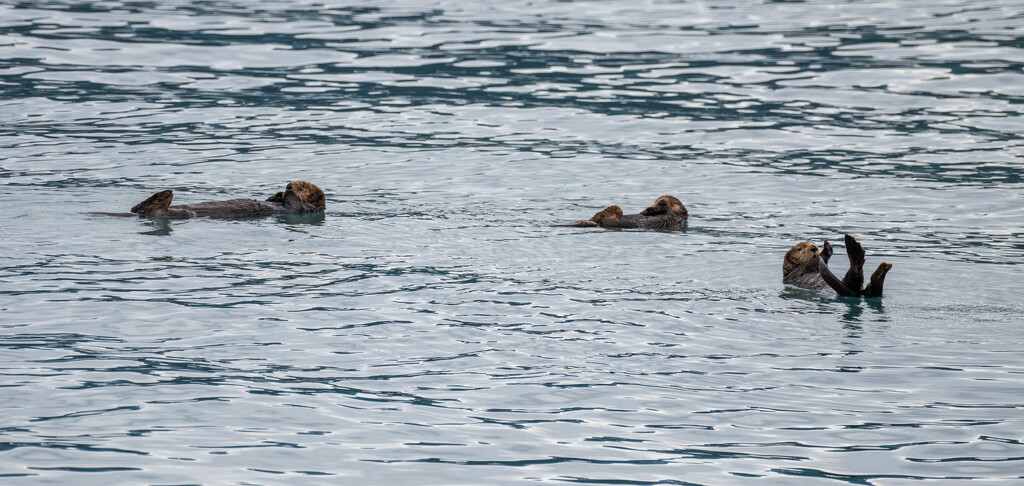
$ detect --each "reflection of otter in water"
[90,181,325,219]
[784,234,892,297]
[555,196,687,230]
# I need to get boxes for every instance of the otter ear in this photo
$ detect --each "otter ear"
[266,191,285,203]
[131,190,173,214]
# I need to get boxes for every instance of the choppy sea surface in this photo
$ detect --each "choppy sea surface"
[2,0,1023,484]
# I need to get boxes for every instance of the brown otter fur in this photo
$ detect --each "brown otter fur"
[89,181,325,219]
[555,196,687,229]
[784,234,891,297]
[783,241,834,292]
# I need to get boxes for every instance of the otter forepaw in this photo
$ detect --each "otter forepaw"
[821,240,834,264]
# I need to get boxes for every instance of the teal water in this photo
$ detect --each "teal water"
[2,0,1023,484]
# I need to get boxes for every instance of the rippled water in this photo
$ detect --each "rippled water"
[2,0,1023,483]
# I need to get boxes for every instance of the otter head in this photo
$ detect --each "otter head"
[267,181,325,213]
[131,190,174,215]
[783,242,820,277]
[590,205,623,224]
[640,195,687,218]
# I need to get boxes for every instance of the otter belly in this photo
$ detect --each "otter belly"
[600,214,685,230]
[783,271,834,294]
[155,199,294,218]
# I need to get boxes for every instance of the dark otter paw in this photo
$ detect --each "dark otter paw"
[862,262,892,298]
[844,234,865,267]
[266,191,285,203]
[821,240,834,264]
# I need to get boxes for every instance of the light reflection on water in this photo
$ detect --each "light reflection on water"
[2,0,1023,484]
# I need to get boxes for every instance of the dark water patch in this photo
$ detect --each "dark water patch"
[27,466,143,472]
[771,467,970,484]
[1,441,148,456]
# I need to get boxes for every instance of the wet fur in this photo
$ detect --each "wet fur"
[555,196,687,229]
[783,241,833,292]
[90,181,325,219]
[784,234,891,297]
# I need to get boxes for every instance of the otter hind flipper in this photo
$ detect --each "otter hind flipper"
[862,262,892,298]
[131,190,173,215]
[818,255,859,297]
[841,233,865,293]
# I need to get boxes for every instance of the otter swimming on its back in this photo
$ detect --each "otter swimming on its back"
[784,234,892,297]
[89,181,325,219]
[555,196,687,230]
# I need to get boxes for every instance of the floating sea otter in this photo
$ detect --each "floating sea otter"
[555,196,687,230]
[783,234,892,297]
[89,181,325,219]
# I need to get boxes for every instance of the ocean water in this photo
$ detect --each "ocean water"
[1,0,1023,484]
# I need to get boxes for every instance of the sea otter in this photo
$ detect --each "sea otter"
[783,234,892,297]
[555,196,687,230]
[89,181,325,219]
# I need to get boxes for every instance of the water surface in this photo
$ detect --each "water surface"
[1,0,1023,484]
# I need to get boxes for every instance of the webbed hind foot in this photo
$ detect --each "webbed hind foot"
[862,262,892,298]
[842,233,865,292]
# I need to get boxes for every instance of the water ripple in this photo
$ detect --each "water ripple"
[2,0,1023,484]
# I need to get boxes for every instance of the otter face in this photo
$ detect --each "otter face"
[590,205,623,224]
[783,242,820,276]
[288,181,326,212]
[640,195,687,218]
[270,181,325,212]
[131,190,174,215]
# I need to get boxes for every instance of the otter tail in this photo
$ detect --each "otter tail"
[551,220,599,227]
